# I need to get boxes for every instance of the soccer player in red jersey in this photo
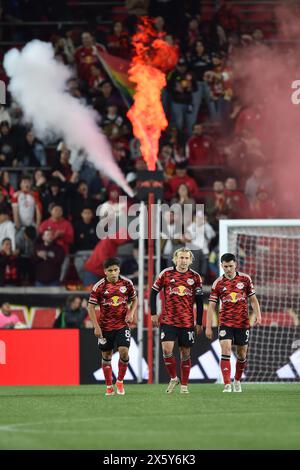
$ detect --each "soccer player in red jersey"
[150,248,204,394]
[206,253,262,392]
[87,257,138,396]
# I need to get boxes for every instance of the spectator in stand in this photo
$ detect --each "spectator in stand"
[157,143,176,179]
[161,210,186,267]
[170,183,196,226]
[244,166,272,205]
[66,78,86,104]
[89,171,108,206]
[83,229,130,286]
[0,206,15,250]
[74,206,98,284]
[52,143,77,183]
[74,32,106,84]
[165,162,200,201]
[18,129,47,167]
[41,178,68,219]
[88,64,106,94]
[17,225,36,285]
[0,302,20,329]
[185,17,203,52]
[32,228,65,287]
[32,169,48,202]
[60,296,88,329]
[106,21,130,59]
[204,52,233,128]
[101,105,124,138]
[0,121,18,167]
[153,15,167,34]
[190,40,216,122]
[185,209,216,280]
[53,35,75,65]
[68,180,95,223]
[12,175,42,232]
[186,123,219,166]
[97,185,127,221]
[39,203,74,256]
[0,106,11,127]
[250,187,277,219]
[0,238,19,286]
[121,241,139,284]
[224,177,249,218]
[205,180,230,229]
[93,80,124,115]
[168,57,198,136]
[0,171,15,205]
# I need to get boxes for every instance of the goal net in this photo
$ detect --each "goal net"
[219,220,300,382]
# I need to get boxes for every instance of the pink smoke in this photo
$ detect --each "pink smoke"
[231,5,300,216]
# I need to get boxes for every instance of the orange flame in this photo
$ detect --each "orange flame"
[127,17,178,171]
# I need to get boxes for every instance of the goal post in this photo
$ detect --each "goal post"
[219,219,300,382]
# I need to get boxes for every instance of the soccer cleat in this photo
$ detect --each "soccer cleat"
[116,380,125,395]
[233,380,242,392]
[223,384,232,393]
[166,377,180,393]
[180,385,189,394]
[105,386,115,396]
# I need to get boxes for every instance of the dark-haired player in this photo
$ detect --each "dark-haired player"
[88,257,138,396]
[150,248,203,394]
[206,253,261,392]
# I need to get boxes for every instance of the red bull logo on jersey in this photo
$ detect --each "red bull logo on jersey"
[223,292,245,303]
[103,296,126,307]
[169,285,193,297]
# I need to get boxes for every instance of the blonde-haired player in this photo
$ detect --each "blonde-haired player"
[150,248,203,394]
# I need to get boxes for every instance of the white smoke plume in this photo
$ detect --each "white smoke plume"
[3,40,133,196]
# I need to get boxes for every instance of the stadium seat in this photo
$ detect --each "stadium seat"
[10,305,29,327]
[30,308,60,328]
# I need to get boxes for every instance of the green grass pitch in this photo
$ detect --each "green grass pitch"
[0,384,300,450]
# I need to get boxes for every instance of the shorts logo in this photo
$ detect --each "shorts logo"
[120,286,127,293]
[187,278,195,285]
[219,330,227,337]
[236,283,244,289]
[161,332,165,340]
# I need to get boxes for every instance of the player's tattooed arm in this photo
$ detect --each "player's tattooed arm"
[87,302,103,338]
[250,294,262,326]
[126,296,138,324]
[205,302,216,340]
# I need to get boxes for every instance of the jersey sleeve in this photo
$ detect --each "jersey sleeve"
[152,271,165,292]
[246,276,255,297]
[88,283,100,305]
[194,272,203,290]
[127,280,137,301]
[209,280,220,303]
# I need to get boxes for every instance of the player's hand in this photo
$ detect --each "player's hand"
[195,324,203,336]
[254,316,262,326]
[151,315,159,327]
[125,314,134,324]
[205,327,213,340]
[94,325,102,338]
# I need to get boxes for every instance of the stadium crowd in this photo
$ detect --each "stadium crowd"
[0,0,279,288]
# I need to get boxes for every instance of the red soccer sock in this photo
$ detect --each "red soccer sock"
[102,358,113,387]
[118,358,129,382]
[181,357,191,386]
[221,355,231,385]
[163,354,177,380]
[235,358,247,381]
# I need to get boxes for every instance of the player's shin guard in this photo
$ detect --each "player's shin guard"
[235,358,247,381]
[102,358,113,387]
[117,357,129,382]
[163,353,177,379]
[180,357,191,386]
[221,355,231,385]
